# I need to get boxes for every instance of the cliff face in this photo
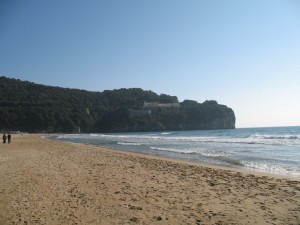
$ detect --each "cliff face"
[201,117,235,130]
[0,76,235,132]
[174,115,235,131]
[100,102,236,132]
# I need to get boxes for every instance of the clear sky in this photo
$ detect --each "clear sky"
[1,0,300,128]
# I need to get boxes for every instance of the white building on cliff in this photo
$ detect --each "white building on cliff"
[143,102,180,108]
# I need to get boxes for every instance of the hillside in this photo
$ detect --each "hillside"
[0,76,235,133]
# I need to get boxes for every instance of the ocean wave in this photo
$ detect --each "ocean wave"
[152,136,298,145]
[151,136,272,145]
[198,152,245,167]
[56,134,81,139]
[211,156,245,167]
[245,162,300,177]
[160,132,174,135]
[251,134,300,140]
[117,142,143,146]
[150,147,198,154]
[55,133,299,146]
[89,134,100,137]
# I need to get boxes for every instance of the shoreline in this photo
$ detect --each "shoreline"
[1,134,300,224]
[50,135,300,181]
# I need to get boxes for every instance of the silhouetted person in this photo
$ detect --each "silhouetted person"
[2,133,7,144]
[7,134,11,144]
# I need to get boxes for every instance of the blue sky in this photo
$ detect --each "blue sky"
[1,0,300,128]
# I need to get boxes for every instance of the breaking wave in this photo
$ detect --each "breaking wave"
[251,134,300,140]
[150,147,198,154]
[117,142,143,146]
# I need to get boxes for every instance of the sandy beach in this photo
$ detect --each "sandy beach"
[0,135,299,225]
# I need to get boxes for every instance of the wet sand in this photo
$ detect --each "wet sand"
[0,134,299,225]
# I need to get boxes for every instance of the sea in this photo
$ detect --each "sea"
[45,126,300,178]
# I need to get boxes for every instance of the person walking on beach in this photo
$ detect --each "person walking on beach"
[2,133,7,144]
[7,134,11,144]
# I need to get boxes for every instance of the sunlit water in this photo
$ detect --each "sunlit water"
[45,126,300,178]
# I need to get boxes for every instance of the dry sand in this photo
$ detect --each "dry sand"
[0,134,299,225]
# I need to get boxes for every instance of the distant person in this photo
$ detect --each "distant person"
[2,133,7,144]
[7,134,11,144]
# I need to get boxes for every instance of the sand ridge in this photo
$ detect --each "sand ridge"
[0,135,299,225]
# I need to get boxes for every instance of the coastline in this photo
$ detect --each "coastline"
[58,138,300,181]
[1,134,299,224]
[50,127,300,178]
[51,134,300,180]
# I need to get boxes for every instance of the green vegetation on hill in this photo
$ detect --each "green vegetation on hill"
[0,76,235,133]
